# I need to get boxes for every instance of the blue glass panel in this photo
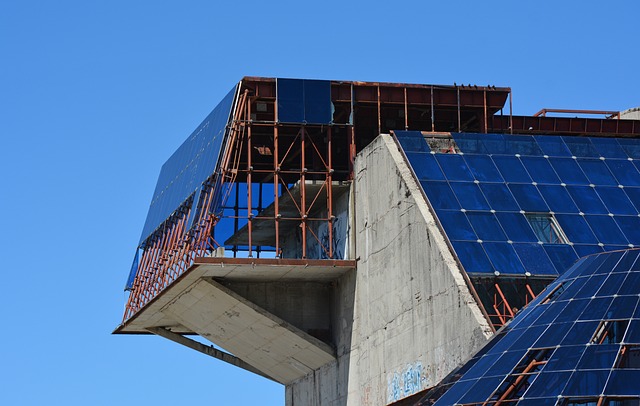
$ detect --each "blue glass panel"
[457,377,508,403]
[544,244,579,274]
[590,137,628,159]
[537,185,579,213]
[394,131,430,152]
[509,325,547,350]
[577,158,619,186]
[434,154,475,181]
[562,369,609,396]
[466,212,507,241]
[571,245,604,261]
[596,187,637,215]
[548,157,589,185]
[483,242,526,274]
[605,370,640,395]
[503,134,542,155]
[617,138,640,159]
[555,299,591,323]
[618,272,640,296]
[533,321,572,347]
[576,344,619,370]
[592,249,625,275]
[480,133,508,154]
[560,320,599,345]
[566,186,608,214]
[607,159,640,186]
[520,156,561,184]
[543,345,586,371]
[513,243,558,275]
[492,155,532,182]
[563,136,600,158]
[404,152,445,181]
[452,241,495,274]
[574,274,607,298]
[555,215,598,244]
[508,184,549,212]
[277,78,331,124]
[452,133,489,154]
[463,154,504,182]
[437,210,477,241]
[431,379,475,406]
[140,85,237,244]
[480,183,521,211]
[606,295,638,319]
[585,215,629,245]
[302,79,332,124]
[624,320,640,343]
[617,249,640,271]
[523,372,572,397]
[420,181,460,210]
[495,212,538,242]
[535,135,572,157]
[623,187,640,212]
[597,273,628,296]
[276,78,304,122]
[578,297,614,321]
[449,182,490,210]
[125,250,140,291]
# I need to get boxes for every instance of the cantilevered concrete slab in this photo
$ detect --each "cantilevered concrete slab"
[114,257,355,384]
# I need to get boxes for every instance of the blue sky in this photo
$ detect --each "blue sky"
[1,1,638,404]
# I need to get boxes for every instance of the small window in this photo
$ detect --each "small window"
[526,213,568,244]
[591,320,630,344]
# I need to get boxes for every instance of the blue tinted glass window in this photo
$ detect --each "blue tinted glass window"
[549,158,589,185]
[520,156,561,184]
[577,158,619,186]
[576,344,619,370]
[596,187,637,215]
[509,325,547,350]
[405,152,446,181]
[508,184,549,212]
[538,185,579,213]
[561,320,599,345]
[590,137,628,159]
[619,273,640,296]
[483,242,526,274]
[566,186,608,214]
[623,187,640,212]
[597,273,628,297]
[449,182,490,210]
[585,215,629,245]
[463,154,504,182]
[624,320,640,343]
[480,183,521,211]
[555,215,598,244]
[504,134,543,155]
[431,379,475,405]
[420,181,460,210]
[513,243,557,275]
[395,131,430,152]
[543,346,586,371]
[575,274,607,298]
[605,295,638,319]
[466,212,507,241]
[544,244,579,274]
[614,216,640,244]
[578,297,614,321]
[573,244,604,257]
[563,369,609,396]
[434,154,475,181]
[607,159,640,186]
[563,137,600,158]
[617,139,640,159]
[277,78,304,122]
[480,133,508,154]
[437,210,477,241]
[522,372,571,397]
[605,370,640,395]
[535,136,572,157]
[492,155,532,183]
[495,212,538,242]
[452,133,489,154]
[452,241,495,274]
[457,377,506,403]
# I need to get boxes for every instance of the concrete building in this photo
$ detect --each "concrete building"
[114,77,640,405]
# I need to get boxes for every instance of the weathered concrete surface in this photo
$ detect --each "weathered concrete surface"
[286,134,493,405]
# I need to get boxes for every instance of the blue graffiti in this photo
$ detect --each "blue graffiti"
[388,362,424,403]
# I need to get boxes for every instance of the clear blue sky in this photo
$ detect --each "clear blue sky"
[1,1,638,404]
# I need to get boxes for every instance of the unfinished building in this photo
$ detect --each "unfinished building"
[114,77,640,405]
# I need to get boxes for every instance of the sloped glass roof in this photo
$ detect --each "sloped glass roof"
[428,249,640,405]
[396,131,640,277]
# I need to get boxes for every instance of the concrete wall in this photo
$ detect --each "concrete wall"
[285,134,492,405]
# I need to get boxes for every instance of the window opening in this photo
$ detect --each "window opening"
[591,320,630,344]
[426,136,460,154]
[525,213,568,244]
[487,348,554,404]
[617,345,640,368]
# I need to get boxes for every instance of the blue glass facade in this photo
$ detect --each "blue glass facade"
[428,249,640,404]
[396,131,640,277]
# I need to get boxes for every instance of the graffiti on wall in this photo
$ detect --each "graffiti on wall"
[387,361,427,403]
